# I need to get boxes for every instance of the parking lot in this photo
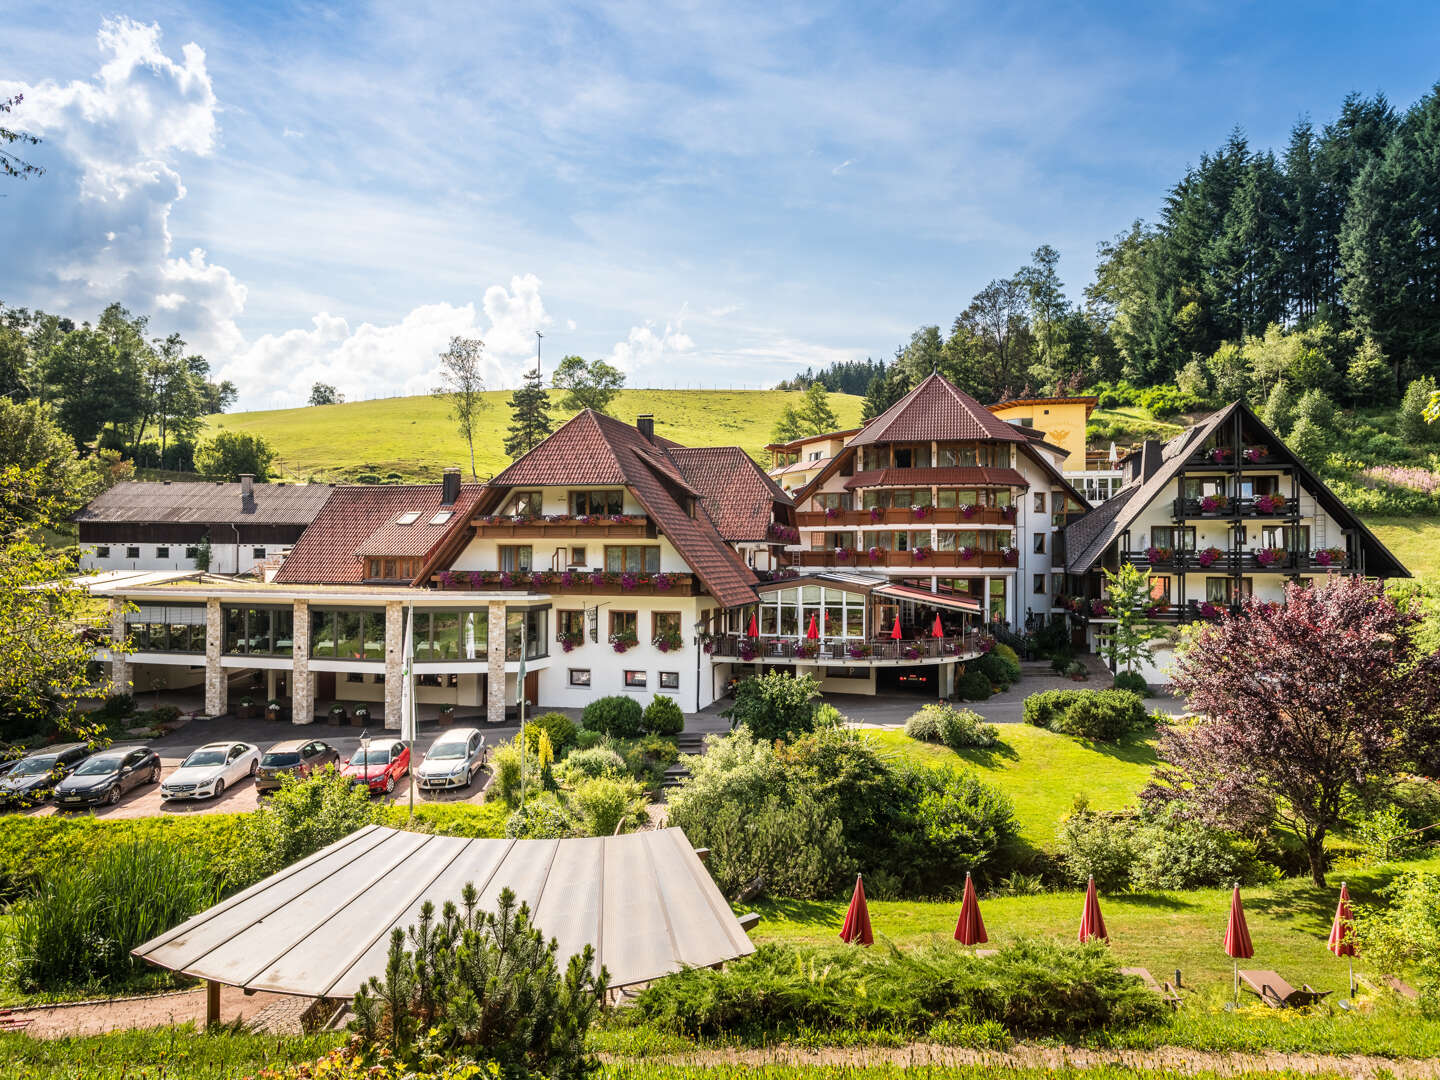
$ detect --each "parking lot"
[22,715,520,820]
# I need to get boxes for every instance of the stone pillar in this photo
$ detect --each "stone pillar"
[982,577,991,624]
[204,598,227,717]
[384,601,404,730]
[486,600,506,725]
[291,599,313,724]
[109,599,131,695]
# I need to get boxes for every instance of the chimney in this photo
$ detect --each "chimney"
[1123,439,1164,484]
[441,467,460,506]
[636,414,655,442]
[239,474,254,499]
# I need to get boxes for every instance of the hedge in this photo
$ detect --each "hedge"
[1021,689,1148,742]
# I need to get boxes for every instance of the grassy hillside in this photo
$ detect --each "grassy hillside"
[202,389,864,482]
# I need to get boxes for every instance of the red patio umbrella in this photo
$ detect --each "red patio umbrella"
[806,614,820,640]
[1078,875,1108,943]
[1224,883,1254,1002]
[932,613,944,638]
[839,874,873,946]
[747,611,758,638]
[953,871,988,946]
[890,615,903,640]
[1327,881,1356,996]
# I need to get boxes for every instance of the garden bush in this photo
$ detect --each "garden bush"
[503,794,575,838]
[523,711,578,753]
[621,734,679,791]
[1054,808,1137,891]
[581,695,643,737]
[1021,689,1147,742]
[1112,670,1149,696]
[573,728,603,751]
[642,694,685,735]
[955,668,992,700]
[227,770,378,888]
[1056,804,1270,891]
[724,670,820,741]
[991,643,1023,684]
[904,707,942,742]
[630,939,1164,1039]
[571,776,647,836]
[1353,871,1440,1012]
[812,702,846,728]
[977,651,1016,690]
[4,841,215,992]
[557,745,627,781]
[906,704,998,749]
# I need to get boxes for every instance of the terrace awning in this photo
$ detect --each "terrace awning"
[133,825,753,997]
[872,583,982,613]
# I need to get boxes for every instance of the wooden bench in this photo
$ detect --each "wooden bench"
[1122,966,1182,1008]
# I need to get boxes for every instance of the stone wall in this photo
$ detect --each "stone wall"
[109,599,131,695]
[291,599,313,724]
[384,601,403,730]
[204,598,227,716]
[487,600,506,724]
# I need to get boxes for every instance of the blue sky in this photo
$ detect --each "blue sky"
[3,2,1438,409]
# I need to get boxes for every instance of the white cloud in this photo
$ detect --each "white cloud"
[604,320,695,379]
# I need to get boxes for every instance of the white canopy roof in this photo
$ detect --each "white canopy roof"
[134,825,753,996]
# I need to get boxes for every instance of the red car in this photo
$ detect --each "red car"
[341,740,410,796]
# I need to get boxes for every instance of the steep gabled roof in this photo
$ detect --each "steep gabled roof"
[75,481,333,526]
[667,446,794,542]
[1063,401,1409,577]
[275,484,483,585]
[485,411,698,497]
[850,373,1027,446]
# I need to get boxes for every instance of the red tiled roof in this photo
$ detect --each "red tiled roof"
[486,411,699,497]
[850,373,1027,446]
[842,467,1029,490]
[667,446,793,541]
[275,484,483,584]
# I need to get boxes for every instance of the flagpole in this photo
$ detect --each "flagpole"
[518,616,527,811]
[406,600,415,824]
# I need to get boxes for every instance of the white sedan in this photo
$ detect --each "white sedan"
[160,741,261,801]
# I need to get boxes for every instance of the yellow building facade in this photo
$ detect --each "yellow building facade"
[987,397,1096,473]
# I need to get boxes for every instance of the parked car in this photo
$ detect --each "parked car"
[415,728,486,791]
[160,741,260,801]
[341,739,410,796]
[0,743,90,807]
[53,745,161,808]
[256,739,341,794]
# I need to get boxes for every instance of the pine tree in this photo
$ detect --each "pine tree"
[503,368,553,459]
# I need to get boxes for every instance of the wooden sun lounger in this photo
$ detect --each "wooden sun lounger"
[1238,968,1331,1008]
[1122,966,1182,1008]
[1381,974,1419,1000]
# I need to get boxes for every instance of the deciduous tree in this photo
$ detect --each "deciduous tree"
[431,337,487,477]
[195,430,276,481]
[1100,562,1167,677]
[308,382,340,406]
[552,354,624,414]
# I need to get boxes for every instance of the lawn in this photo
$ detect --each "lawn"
[1364,515,1440,581]
[865,725,1158,849]
[201,388,864,482]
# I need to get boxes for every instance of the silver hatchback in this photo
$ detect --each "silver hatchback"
[416,728,486,791]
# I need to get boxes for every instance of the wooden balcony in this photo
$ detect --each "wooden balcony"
[793,549,1015,570]
[469,514,654,539]
[1172,496,1298,520]
[1184,446,1286,468]
[796,506,1015,528]
[432,569,696,596]
[708,632,982,663]
[1122,549,1352,573]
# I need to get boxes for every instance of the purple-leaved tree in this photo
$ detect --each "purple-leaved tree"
[1144,576,1440,886]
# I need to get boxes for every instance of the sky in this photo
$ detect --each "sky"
[2,2,1438,410]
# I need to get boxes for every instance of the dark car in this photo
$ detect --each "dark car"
[53,745,161,808]
[0,743,91,808]
[255,739,341,794]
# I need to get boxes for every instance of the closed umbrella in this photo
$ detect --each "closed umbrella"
[932,613,944,638]
[890,615,903,640]
[1224,883,1254,1002]
[954,871,988,947]
[1327,881,1356,997]
[839,874,873,946]
[1078,875,1108,943]
[806,614,820,640]
[747,612,758,638]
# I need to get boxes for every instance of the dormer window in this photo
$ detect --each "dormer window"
[396,512,420,525]
[366,558,418,581]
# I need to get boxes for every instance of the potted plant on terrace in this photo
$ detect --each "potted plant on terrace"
[328,703,348,726]
[737,640,757,662]
[847,642,872,660]
[236,695,258,719]
[1197,545,1223,568]
[1200,493,1229,513]
[438,703,455,726]
[1313,546,1347,568]
[352,704,371,727]
[795,640,820,659]
[901,644,921,660]
[911,505,930,521]
[266,698,285,722]
[1254,493,1286,513]
[1209,447,1233,464]
[1145,545,1173,565]
[912,546,932,563]
[1254,547,1288,568]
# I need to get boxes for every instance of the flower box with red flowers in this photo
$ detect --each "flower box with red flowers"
[911,505,931,521]
[959,546,978,562]
[1197,546,1223,568]
[869,507,884,523]
[1002,547,1019,566]
[1209,448,1233,464]
[1197,601,1222,619]
[652,630,683,652]
[1001,505,1017,522]
[1145,545,1173,565]
[737,641,757,661]
[835,547,853,562]
[1254,547,1287,568]
[866,546,883,563]
[1312,547,1346,568]
[825,506,840,520]
[912,546,932,563]
[847,643,872,660]
[961,505,978,519]
[901,644,921,660]
[795,641,820,659]
[1090,599,1110,617]
[1254,493,1286,513]
[1200,494,1229,513]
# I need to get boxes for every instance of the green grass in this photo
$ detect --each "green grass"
[866,726,1158,849]
[0,1028,344,1079]
[1364,515,1440,581]
[201,389,864,482]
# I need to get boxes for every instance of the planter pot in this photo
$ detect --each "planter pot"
[236,704,258,719]
[1070,674,1087,682]
[351,712,371,727]
[328,708,347,726]
[265,706,284,722]
[438,710,456,727]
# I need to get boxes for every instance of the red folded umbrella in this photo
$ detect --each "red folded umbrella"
[747,612,758,638]
[932,613,944,638]
[1328,880,1357,997]
[806,614,819,640]
[954,872,988,946]
[1224,883,1254,1001]
[839,874,873,946]
[1078,876,1108,943]
[890,615,902,640]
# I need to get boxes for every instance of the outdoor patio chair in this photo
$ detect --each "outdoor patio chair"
[1238,969,1331,1008]
[1121,966,1182,1008]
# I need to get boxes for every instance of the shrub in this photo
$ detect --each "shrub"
[557,745,626,781]
[642,695,685,735]
[227,769,378,888]
[1021,689,1147,742]
[907,703,997,749]
[490,742,524,806]
[630,939,1164,1039]
[581,695,643,737]
[95,693,134,719]
[1294,387,1336,431]
[812,702,845,729]
[1112,670,1149,695]
[1353,872,1440,1012]
[992,642,1022,681]
[573,728,603,751]
[955,668,992,701]
[1130,811,1270,890]
[1055,809,1137,891]
[571,777,647,836]
[350,887,606,1073]
[1022,689,1066,727]
[1355,803,1420,863]
[977,651,1015,690]
[4,841,215,992]
[904,707,943,742]
[1399,376,1440,443]
[503,794,575,838]
[1286,414,1329,465]
[524,711,577,753]
[724,670,821,741]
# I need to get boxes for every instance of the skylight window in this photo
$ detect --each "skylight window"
[429,511,453,525]
[396,512,420,525]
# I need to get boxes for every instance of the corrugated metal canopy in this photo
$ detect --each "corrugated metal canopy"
[873,582,982,612]
[133,825,753,997]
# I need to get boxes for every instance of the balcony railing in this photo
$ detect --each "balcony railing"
[432,569,696,595]
[796,506,1015,528]
[708,632,982,663]
[469,514,654,539]
[1184,446,1284,468]
[794,549,1016,570]
[1085,600,1247,624]
[1123,548,1351,573]
[1172,496,1297,520]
